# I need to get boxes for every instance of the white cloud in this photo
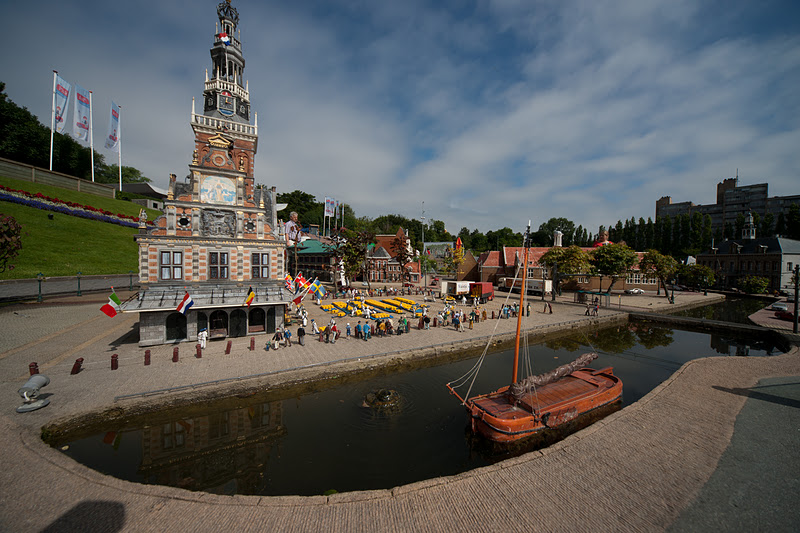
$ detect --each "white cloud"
[3,0,798,238]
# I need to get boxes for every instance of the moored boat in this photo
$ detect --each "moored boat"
[446,222,623,444]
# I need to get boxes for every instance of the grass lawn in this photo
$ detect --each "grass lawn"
[1,199,140,280]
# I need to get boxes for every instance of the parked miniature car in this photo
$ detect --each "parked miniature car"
[625,288,645,295]
[770,302,788,312]
[774,309,795,321]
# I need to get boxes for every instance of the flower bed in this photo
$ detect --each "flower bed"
[0,185,153,228]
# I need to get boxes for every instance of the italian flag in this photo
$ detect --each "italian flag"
[100,289,122,318]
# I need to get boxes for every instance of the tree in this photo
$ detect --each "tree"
[0,214,23,273]
[540,245,591,295]
[787,203,800,240]
[760,213,774,238]
[590,243,638,294]
[536,218,576,247]
[95,164,151,185]
[470,228,488,252]
[276,190,320,227]
[639,249,678,300]
[457,227,471,251]
[676,263,715,289]
[661,216,672,255]
[539,245,591,279]
[390,236,413,283]
[442,245,465,278]
[701,214,713,251]
[340,229,375,288]
[739,275,769,294]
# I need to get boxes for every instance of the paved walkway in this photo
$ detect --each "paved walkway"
[1,290,798,531]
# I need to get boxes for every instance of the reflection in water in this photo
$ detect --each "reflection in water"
[55,317,783,497]
[671,296,772,324]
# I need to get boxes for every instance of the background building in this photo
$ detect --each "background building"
[656,175,800,237]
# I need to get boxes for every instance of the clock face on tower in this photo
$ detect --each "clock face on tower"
[218,91,235,116]
[204,94,216,112]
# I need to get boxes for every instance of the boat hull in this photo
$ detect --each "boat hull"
[466,367,623,444]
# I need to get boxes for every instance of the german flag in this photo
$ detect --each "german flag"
[244,287,255,307]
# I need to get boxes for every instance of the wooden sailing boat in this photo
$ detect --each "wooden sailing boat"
[446,222,622,444]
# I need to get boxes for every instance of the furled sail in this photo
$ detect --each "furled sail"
[510,352,599,401]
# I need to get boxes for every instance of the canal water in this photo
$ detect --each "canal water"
[669,295,773,324]
[55,315,784,497]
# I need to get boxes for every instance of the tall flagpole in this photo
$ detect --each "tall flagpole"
[89,91,95,182]
[49,71,57,171]
[117,104,122,191]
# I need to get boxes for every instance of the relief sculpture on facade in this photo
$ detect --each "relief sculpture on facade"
[201,209,236,237]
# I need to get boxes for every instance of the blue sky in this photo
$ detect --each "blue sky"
[4,0,799,236]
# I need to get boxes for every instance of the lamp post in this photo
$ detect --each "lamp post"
[76,271,82,297]
[36,273,44,303]
[129,270,135,291]
[421,202,426,289]
[551,262,558,301]
[793,265,799,335]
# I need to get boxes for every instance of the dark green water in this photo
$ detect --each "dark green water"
[669,295,773,323]
[57,315,783,497]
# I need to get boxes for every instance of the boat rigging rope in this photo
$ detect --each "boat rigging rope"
[447,263,524,403]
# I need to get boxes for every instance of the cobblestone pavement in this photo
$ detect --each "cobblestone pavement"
[1,289,798,532]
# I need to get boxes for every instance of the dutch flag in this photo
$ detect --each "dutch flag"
[218,32,231,45]
[177,292,194,315]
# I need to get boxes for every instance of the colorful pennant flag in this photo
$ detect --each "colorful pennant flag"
[309,278,326,299]
[244,287,255,307]
[54,74,71,134]
[100,289,121,317]
[294,272,310,293]
[176,291,194,315]
[104,101,120,151]
[72,84,90,142]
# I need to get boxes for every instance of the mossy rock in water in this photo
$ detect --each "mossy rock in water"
[363,389,401,408]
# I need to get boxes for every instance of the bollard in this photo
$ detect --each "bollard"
[225,340,232,354]
[71,358,84,375]
[250,337,255,351]
[144,350,151,366]
[492,310,495,319]
[111,353,119,370]
[319,331,324,342]
[433,317,438,327]
[173,346,179,362]
[196,344,202,358]
[29,362,39,375]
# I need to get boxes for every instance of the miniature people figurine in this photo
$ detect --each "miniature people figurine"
[197,328,208,349]
[285,211,301,246]
[297,325,305,346]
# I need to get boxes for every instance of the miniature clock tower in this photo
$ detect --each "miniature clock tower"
[129,1,289,347]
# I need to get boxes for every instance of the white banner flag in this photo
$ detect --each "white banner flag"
[104,101,120,151]
[54,74,71,134]
[324,197,335,217]
[72,84,90,142]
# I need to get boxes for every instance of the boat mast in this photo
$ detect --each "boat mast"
[511,221,531,385]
